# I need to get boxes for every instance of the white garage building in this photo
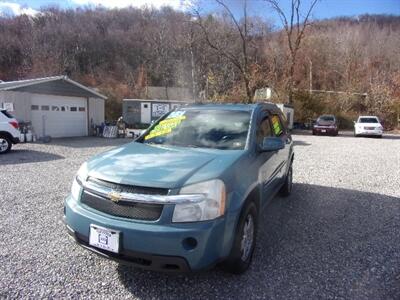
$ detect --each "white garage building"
[0,76,106,138]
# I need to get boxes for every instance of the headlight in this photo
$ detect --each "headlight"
[76,162,89,181]
[71,178,82,200]
[70,162,88,200]
[172,179,226,223]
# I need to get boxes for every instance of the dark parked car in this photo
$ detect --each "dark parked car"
[312,115,339,136]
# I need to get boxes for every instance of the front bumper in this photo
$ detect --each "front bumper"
[64,195,231,272]
[313,127,338,135]
[355,129,383,136]
[11,137,20,144]
[65,223,191,272]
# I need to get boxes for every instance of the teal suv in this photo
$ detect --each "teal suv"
[64,103,294,274]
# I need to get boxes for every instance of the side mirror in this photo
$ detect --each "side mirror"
[260,137,285,152]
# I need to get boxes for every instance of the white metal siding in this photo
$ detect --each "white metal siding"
[0,91,31,122]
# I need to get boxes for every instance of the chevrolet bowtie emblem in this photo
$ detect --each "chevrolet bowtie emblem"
[108,191,122,203]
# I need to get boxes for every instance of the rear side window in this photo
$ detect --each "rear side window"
[271,115,284,137]
[1,110,13,118]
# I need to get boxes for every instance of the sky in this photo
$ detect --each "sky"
[0,0,399,22]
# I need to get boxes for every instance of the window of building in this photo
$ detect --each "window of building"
[31,105,39,111]
[70,107,77,112]
[61,106,66,111]
[52,106,60,111]
[41,105,50,111]
[79,107,85,112]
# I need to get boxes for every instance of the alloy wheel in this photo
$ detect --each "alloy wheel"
[240,214,254,261]
[0,138,9,153]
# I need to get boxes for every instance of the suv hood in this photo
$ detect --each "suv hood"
[86,142,244,189]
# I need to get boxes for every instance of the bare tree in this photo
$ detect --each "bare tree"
[265,0,318,104]
[194,0,254,103]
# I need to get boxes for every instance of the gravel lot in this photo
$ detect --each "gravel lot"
[1,133,399,299]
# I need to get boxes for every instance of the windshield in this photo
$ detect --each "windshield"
[141,109,251,150]
[359,117,378,123]
[1,110,13,118]
[318,116,335,122]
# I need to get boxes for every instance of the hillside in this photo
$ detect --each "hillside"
[0,7,399,125]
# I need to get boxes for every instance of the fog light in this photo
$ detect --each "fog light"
[182,237,197,250]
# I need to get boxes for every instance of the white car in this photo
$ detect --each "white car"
[0,109,20,154]
[354,116,383,138]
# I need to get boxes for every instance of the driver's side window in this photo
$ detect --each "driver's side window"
[256,117,272,145]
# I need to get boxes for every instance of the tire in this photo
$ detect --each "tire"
[280,162,293,197]
[0,135,12,154]
[222,202,258,274]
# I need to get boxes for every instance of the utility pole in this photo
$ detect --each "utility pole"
[309,58,313,94]
[190,45,196,101]
[189,23,196,102]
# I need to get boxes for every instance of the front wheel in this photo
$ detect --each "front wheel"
[222,202,258,274]
[0,135,12,154]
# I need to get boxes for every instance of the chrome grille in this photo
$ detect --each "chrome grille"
[81,191,163,221]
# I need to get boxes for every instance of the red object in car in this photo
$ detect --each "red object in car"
[9,121,19,129]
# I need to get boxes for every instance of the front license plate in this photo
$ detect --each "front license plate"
[321,129,326,133]
[89,224,120,253]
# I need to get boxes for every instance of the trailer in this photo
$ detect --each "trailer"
[276,103,294,129]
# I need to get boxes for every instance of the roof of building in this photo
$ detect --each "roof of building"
[0,75,107,99]
[123,98,190,103]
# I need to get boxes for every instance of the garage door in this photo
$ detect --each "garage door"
[31,94,88,138]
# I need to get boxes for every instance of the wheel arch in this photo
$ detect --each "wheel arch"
[0,131,14,141]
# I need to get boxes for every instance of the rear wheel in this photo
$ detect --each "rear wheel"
[222,202,258,274]
[280,162,293,197]
[0,135,12,154]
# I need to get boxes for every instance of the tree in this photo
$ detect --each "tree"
[194,0,255,103]
[265,0,318,104]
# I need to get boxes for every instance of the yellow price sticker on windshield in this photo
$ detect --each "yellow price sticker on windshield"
[144,115,186,140]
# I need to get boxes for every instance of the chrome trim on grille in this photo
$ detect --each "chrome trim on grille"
[80,178,205,204]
